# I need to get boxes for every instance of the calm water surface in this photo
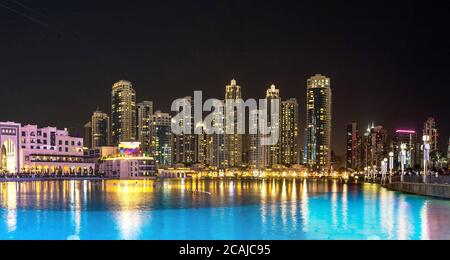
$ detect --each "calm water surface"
[1,179,450,240]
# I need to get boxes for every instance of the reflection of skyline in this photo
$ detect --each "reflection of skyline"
[0,180,449,240]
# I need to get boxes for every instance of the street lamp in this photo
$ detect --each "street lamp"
[400,143,407,182]
[389,152,394,183]
[422,135,430,184]
[381,158,388,184]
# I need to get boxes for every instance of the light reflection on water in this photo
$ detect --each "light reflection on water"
[0,179,450,240]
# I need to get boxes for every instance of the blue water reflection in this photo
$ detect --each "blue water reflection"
[0,179,449,240]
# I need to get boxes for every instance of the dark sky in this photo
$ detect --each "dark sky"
[0,0,449,154]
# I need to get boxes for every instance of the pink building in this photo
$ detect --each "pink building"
[18,124,94,174]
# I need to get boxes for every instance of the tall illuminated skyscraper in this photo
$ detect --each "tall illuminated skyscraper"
[305,74,332,172]
[136,101,153,152]
[280,98,298,165]
[204,105,226,169]
[346,122,361,170]
[248,109,260,168]
[83,121,92,149]
[264,85,281,167]
[224,79,242,167]
[362,125,388,169]
[149,111,172,167]
[111,80,136,145]
[172,96,197,165]
[91,109,110,148]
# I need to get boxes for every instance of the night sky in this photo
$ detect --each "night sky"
[1,0,449,155]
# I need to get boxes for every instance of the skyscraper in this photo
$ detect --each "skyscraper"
[206,109,226,169]
[91,109,110,148]
[346,122,361,170]
[111,80,136,145]
[172,96,197,165]
[149,111,172,167]
[280,98,298,166]
[423,117,439,152]
[248,109,260,168]
[263,85,281,168]
[136,101,153,152]
[224,79,242,168]
[83,121,92,149]
[305,74,332,172]
[362,125,388,170]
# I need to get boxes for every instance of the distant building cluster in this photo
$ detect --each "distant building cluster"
[79,75,333,177]
[345,117,449,172]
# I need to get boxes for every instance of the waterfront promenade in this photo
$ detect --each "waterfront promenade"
[383,175,450,199]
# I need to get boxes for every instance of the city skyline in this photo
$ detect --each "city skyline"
[1,1,449,155]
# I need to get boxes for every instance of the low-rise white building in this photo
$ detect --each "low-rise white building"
[0,121,94,175]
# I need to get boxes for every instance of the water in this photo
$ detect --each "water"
[1,179,450,240]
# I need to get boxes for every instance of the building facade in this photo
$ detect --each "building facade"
[99,142,156,179]
[392,129,418,169]
[149,111,172,167]
[91,109,110,148]
[136,101,153,152]
[423,117,439,152]
[362,125,388,170]
[305,74,332,172]
[261,85,281,168]
[20,125,94,174]
[224,79,243,168]
[248,109,260,168]
[0,122,21,174]
[83,121,92,149]
[172,96,197,165]
[111,80,136,145]
[280,98,298,166]
[346,122,361,170]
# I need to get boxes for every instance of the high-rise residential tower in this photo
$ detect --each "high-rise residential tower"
[136,101,153,152]
[149,111,172,167]
[111,80,136,145]
[305,74,332,172]
[248,109,260,168]
[346,122,361,170]
[172,96,197,165]
[262,85,281,168]
[362,125,388,170]
[83,121,92,149]
[91,109,110,148]
[280,98,298,166]
[224,79,243,168]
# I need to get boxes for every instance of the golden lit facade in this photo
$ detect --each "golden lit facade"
[260,84,281,168]
[91,109,110,148]
[172,96,197,165]
[224,79,243,167]
[280,98,298,165]
[305,74,332,172]
[136,101,153,152]
[111,80,136,145]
